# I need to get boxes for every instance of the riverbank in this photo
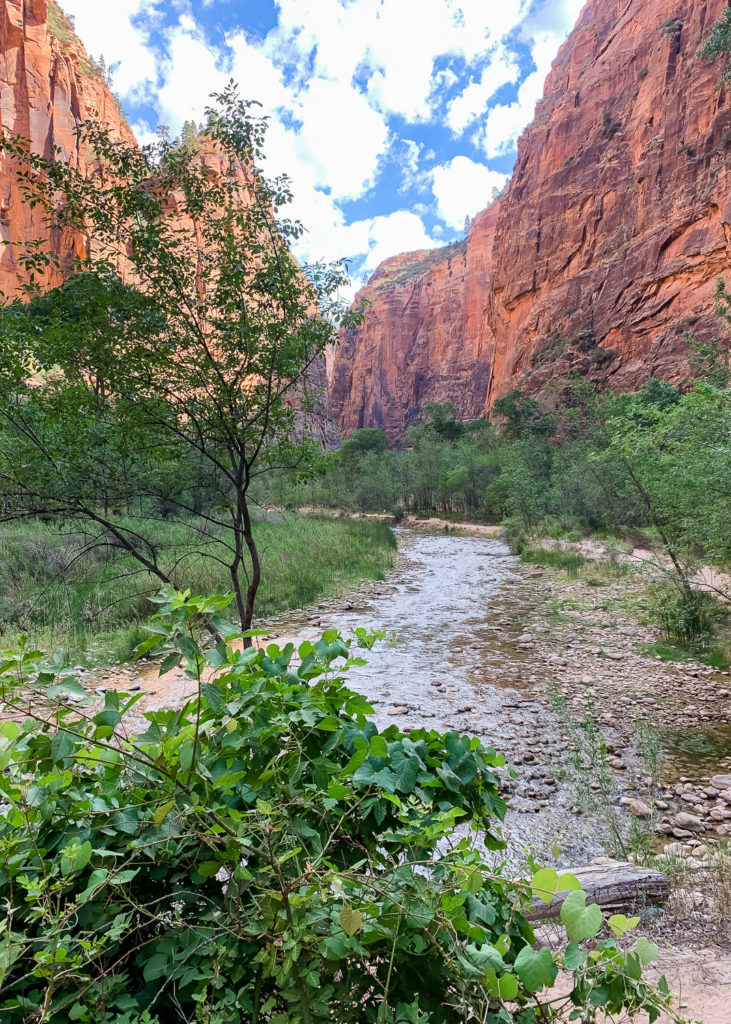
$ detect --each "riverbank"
[7,522,730,1021]
[0,515,396,667]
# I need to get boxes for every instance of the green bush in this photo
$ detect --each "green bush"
[649,584,728,654]
[520,547,587,577]
[0,591,674,1023]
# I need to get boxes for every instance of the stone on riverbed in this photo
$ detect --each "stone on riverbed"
[710,774,731,790]
[674,812,705,833]
[628,799,653,819]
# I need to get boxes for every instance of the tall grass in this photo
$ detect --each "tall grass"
[0,515,397,666]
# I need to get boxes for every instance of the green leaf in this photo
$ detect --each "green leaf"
[61,840,93,876]
[560,890,603,943]
[154,800,175,828]
[339,906,363,937]
[179,740,194,772]
[514,946,558,993]
[51,731,74,763]
[497,973,519,1000]
[369,735,388,758]
[607,913,640,938]
[531,867,558,905]
[636,936,659,965]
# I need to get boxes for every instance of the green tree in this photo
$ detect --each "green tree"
[0,85,358,640]
[698,5,731,84]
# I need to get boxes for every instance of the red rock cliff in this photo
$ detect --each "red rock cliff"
[331,204,499,442]
[487,0,731,404]
[333,0,731,438]
[0,0,135,298]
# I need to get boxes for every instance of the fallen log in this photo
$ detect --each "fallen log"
[527,861,670,922]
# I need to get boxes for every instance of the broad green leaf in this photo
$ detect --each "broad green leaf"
[607,913,640,938]
[531,868,558,905]
[560,890,603,943]
[51,731,74,763]
[340,906,363,937]
[369,735,388,758]
[497,973,519,1000]
[514,946,558,993]
[636,937,659,965]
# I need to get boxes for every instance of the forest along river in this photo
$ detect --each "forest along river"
[101,527,609,867]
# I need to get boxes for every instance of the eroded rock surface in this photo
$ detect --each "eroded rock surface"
[0,0,135,298]
[332,0,731,438]
[331,206,499,443]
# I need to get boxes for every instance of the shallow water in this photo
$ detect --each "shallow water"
[99,528,607,865]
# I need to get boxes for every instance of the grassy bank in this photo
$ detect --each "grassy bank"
[0,515,397,666]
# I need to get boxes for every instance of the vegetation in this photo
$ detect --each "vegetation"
[698,6,731,84]
[0,86,359,643]
[0,591,680,1023]
[260,344,731,659]
[0,516,396,665]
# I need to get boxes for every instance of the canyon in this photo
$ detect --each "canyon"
[332,0,731,441]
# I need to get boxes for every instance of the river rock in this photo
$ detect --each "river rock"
[710,774,731,790]
[628,799,653,819]
[673,812,705,833]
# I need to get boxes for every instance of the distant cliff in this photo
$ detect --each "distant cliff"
[331,204,499,442]
[332,0,731,441]
[0,0,135,297]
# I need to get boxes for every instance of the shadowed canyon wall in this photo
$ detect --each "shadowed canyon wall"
[332,0,731,441]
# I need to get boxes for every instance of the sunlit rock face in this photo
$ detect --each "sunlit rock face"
[333,0,731,437]
[0,2,337,442]
[486,0,731,406]
[331,204,500,444]
[0,1,136,297]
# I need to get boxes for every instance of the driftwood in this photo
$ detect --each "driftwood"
[527,862,670,922]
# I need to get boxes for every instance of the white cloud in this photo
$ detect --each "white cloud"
[60,0,159,101]
[432,156,508,229]
[447,50,520,135]
[295,79,389,200]
[482,27,568,158]
[341,210,440,276]
[57,0,583,285]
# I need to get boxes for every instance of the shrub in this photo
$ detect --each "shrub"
[649,584,727,652]
[0,590,675,1023]
[520,546,587,577]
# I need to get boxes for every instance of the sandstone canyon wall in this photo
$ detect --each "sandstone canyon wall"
[488,0,731,404]
[331,204,499,441]
[332,0,731,441]
[0,0,135,298]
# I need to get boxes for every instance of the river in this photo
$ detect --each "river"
[107,527,611,866]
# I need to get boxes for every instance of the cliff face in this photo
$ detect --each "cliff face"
[487,0,731,403]
[0,0,135,298]
[331,204,499,442]
[333,0,731,439]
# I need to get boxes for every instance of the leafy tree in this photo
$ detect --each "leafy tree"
[422,402,465,441]
[0,85,358,640]
[492,389,555,439]
[0,592,676,1023]
[698,5,731,84]
[340,427,387,471]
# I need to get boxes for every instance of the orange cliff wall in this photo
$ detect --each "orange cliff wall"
[0,0,135,298]
[332,0,731,438]
[330,203,500,443]
[487,0,731,405]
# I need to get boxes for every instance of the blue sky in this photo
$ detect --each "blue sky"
[61,0,584,294]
